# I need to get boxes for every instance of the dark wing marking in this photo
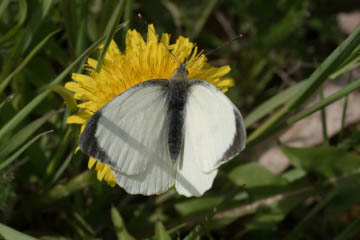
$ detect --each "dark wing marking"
[79,111,110,163]
[79,79,170,174]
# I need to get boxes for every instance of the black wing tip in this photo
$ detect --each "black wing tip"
[79,111,112,165]
[219,109,247,163]
[78,111,100,151]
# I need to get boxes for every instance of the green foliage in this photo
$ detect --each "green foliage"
[228,162,288,187]
[0,172,15,212]
[154,221,171,240]
[48,85,77,113]
[281,145,360,178]
[0,223,37,240]
[1,0,360,239]
[175,197,222,217]
[111,206,135,240]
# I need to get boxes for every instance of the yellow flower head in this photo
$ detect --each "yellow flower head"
[65,25,235,187]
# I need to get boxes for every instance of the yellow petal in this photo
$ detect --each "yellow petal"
[65,82,80,92]
[88,157,97,169]
[75,146,80,153]
[105,171,117,187]
[216,78,235,87]
[87,58,98,69]
[66,112,91,124]
[97,166,107,181]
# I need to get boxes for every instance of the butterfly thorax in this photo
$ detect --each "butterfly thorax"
[170,63,189,84]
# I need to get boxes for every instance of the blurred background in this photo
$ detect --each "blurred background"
[1,0,360,239]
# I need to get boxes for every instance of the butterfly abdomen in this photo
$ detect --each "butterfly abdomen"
[167,81,188,164]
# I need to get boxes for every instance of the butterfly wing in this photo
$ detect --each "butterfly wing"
[79,79,176,194]
[175,79,246,196]
[112,117,176,195]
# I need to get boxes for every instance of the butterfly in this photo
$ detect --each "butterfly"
[79,62,246,197]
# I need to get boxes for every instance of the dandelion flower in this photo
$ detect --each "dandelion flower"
[65,25,236,191]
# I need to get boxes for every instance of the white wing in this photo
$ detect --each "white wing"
[79,79,172,176]
[175,80,246,196]
[80,79,176,195]
[175,150,218,197]
[112,117,176,195]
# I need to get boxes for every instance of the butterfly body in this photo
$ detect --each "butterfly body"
[79,64,246,196]
[167,82,187,164]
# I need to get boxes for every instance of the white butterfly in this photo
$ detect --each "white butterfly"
[79,63,246,197]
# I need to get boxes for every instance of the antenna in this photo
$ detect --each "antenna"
[137,13,181,66]
[186,34,244,67]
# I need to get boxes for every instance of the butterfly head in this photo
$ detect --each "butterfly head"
[171,63,189,82]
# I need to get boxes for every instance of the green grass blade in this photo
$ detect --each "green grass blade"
[340,74,352,141]
[154,221,171,240]
[248,79,360,147]
[0,0,27,45]
[0,223,38,240]
[123,0,133,33]
[320,87,329,144]
[248,26,360,144]
[96,0,126,72]
[59,0,76,54]
[74,0,88,58]
[286,79,360,128]
[0,110,60,159]
[0,0,54,81]
[96,1,117,40]
[0,0,11,18]
[48,84,77,112]
[0,94,14,111]
[244,79,311,128]
[0,130,53,171]
[167,223,186,235]
[0,29,61,94]
[290,27,360,109]
[341,91,349,134]
[111,206,135,240]
[73,212,96,236]
[45,127,73,178]
[48,151,73,186]
[0,90,51,141]
[335,216,360,240]
[0,23,128,141]
[330,44,360,79]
